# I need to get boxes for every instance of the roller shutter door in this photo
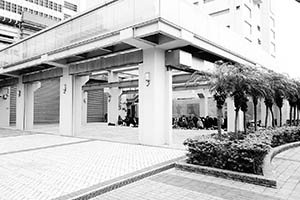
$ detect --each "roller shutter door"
[9,85,17,125]
[87,89,107,123]
[34,78,60,124]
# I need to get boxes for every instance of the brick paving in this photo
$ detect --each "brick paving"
[30,123,214,149]
[93,147,300,200]
[1,127,300,200]
[0,130,184,200]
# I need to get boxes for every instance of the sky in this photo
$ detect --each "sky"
[274,0,300,78]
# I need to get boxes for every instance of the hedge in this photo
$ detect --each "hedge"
[184,126,300,175]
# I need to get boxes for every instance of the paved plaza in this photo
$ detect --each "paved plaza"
[28,123,214,149]
[1,128,300,200]
[95,146,300,200]
[0,129,184,200]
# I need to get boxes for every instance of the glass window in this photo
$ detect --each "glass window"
[12,3,16,13]
[245,4,251,19]
[0,0,5,10]
[17,5,22,14]
[5,2,11,11]
[271,30,275,40]
[244,21,252,39]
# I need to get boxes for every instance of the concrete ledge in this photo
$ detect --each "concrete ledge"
[263,141,300,179]
[175,161,277,188]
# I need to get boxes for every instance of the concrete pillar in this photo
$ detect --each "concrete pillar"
[226,98,243,132]
[24,81,41,130]
[59,66,88,136]
[59,67,73,136]
[107,71,121,125]
[0,87,10,127]
[199,96,208,117]
[139,48,172,145]
[282,100,289,126]
[82,91,88,126]
[73,75,89,135]
[16,77,25,130]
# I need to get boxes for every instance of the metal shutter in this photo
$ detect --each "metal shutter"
[87,89,107,123]
[9,85,17,125]
[34,78,60,124]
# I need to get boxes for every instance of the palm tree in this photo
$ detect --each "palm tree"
[188,61,231,138]
[245,66,270,131]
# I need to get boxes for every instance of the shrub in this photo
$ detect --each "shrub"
[184,135,271,175]
[264,126,300,147]
[184,126,300,175]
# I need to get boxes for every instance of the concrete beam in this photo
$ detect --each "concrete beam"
[22,68,63,83]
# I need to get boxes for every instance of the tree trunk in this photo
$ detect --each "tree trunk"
[254,102,257,131]
[270,107,275,127]
[217,107,223,138]
[296,106,299,126]
[279,107,282,127]
[289,105,293,126]
[265,106,269,128]
[294,106,297,126]
[235,110,239,136]
[243,111,247,134]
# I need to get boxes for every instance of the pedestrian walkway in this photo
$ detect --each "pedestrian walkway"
[0,130,184,200]
[29,123,214,149]
[93,147,300,200]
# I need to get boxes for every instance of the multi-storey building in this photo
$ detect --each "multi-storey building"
[191,0,276,57]
[0,0,79,49]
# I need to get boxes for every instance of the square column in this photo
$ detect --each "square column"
[0,87,10,127]
[59,66,89,136]
[24,81,41,130]
[107,71,121,125]
[16,77,25,130]
[139,48,172,145]
[59,67,73,135]
[73,75,89,135]
[226,98,243,132]
[199,96,208,117]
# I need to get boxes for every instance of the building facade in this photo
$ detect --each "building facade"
[0,0,79,49]
[0,0,277,145]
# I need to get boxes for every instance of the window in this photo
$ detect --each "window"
[39,12,43,16]
[34,0,38,4]
[210,9,230,17]
[0,0,4,10]
[270,17,275,27]
[49,1,53,9]
[29,9,33,14]
[203,0,214,3]
[271,42,276,54]
[23,7,28,12]
[245,4,251,19]
[12,3,16,13]
[64,13,71,19]
[5,2,11,11]
[257,25,261,31]
[34,10,38,15]
[17,5,22,14]
[271,30,275,40]
[64,1,77,11]
[39,0,43,6]
[58,4,62,12]
[258,39,261,45]
[244,21,252,39]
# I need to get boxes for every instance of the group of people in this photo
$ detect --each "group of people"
[173,115,227,130]
[118,115,139,127]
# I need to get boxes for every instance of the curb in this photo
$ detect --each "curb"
[263,141,300,179]
[175,161,277,188]
[53,156,185,200]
